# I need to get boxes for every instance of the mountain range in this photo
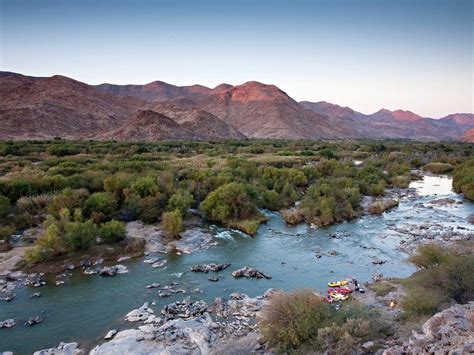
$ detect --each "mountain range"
[1,71,473,142]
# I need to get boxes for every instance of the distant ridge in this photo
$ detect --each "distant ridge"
[0,71,472,141]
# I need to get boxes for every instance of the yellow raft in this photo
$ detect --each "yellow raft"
[328,293,349,301]
[328,280,348,287]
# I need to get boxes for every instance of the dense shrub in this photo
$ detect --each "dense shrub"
[99,220,126,244]
[368,199,399,214]
[137,194,166,223]
[320,148,335,160]
[129,176,159,198]
[64,219,97,251]
[401,288,445,319]
[299,178,361,226]
[402,244,474,319]
[408,244,448,269]
[25,209,99,263]
[259,290,331,350]
[0,225,14,251]
[317,318,374,353]
[0,194,11,218]
[423,162,454,174]
[259,290,388,353]
[84,192,118,222]
[166,189,194,216]
[162,210,183,240]
[281,208,305,225]
[452,158,474,200]
[200,182,259,223]
[391,175,410,188]
[48,188,89,218]
[25,222,66,263]
[227,216,266,236]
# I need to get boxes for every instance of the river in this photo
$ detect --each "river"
[1,175,473,354]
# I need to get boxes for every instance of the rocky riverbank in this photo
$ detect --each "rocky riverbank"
[126,221,217,255]
[29,280,474,354]
[86,289,278,354]
[383,302,474,354]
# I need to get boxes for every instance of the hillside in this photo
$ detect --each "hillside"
[1,71,472,141]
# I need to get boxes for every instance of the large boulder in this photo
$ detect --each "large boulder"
[0,319,15,328]
[125,302,154,322]
[232,267,271,279]
[190,263,231,273]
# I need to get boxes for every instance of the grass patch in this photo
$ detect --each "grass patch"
[368,199,399,214]
[422,162,454,174]
[227,216,267,236]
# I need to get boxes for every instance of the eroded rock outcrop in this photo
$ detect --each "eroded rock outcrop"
[90,290,278,354]
[383,302,474,354]
[127,222,216,254]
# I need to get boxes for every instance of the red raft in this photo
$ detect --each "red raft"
[328,286,353,295]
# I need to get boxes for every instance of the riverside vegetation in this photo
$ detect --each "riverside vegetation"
[0,139,472,266]
[0,139,473,353]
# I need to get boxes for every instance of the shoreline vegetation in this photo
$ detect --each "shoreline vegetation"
[0,139,473,353]
[0,139,472,271]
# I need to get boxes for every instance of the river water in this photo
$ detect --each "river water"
[1,175,473,354]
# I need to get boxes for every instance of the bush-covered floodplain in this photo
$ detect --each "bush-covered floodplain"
[0,139,471,264]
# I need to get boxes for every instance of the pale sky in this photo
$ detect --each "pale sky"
[1,0,473,117]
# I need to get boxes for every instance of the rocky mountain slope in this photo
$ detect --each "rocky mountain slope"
[1,71,472,141]
[302,101,474,140]
[461,128,474,142]
[0,72,142,139]
[0,72,243,140]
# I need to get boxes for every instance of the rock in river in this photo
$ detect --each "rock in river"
[161,298,208,320]
[104,329,117,340]
[232,267,272,279]
[125,302,154,322]
[145,283,161,289]
[0,319,16,328]
[27,315,43,326]
[190,263,231,273]
[98,265,128,276]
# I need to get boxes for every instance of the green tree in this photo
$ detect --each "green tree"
[130,176,158,198]
[200,182,258,223]
[99,220,126,244]
[0,195,11,219]
[162,210,183,240]
[166,189,193,216]
[25,223,66,263]
[64,219,97,251]
[320,148,335,160]
[84,192,118,223]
